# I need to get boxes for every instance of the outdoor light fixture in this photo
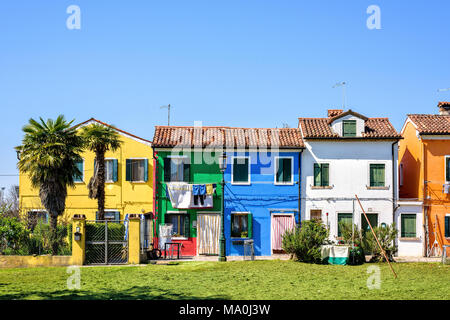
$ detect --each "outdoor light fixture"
[74,231,82,241]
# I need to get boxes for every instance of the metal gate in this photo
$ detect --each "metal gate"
[85,220,128,265]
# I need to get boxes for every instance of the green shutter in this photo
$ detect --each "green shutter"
[184,215,190,238]
[144,159,148,182]
[247,213,253,238]
[164,158,171,182]
[183,162,190,183]
[401,214,416,237]
[314,163,321,186]
[370,164,385,187]
[445,216,449,237]
[126,159,132,181]
[321,163,329,187]
[73,160,83,182]
[95,211,99,221]
[343,120,356,137]
[112,159,118,182]
[114,211,120,222]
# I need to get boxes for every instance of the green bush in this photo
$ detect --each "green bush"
[0,214,30,255]
[27,221,72,255]
[281,220,330,264]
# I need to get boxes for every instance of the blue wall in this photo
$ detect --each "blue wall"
[224,151,301,256]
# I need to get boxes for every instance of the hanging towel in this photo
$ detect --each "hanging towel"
[192,184,200,196]
[199,184,206,195]
[206,184,214,195]
[166,182,193,209]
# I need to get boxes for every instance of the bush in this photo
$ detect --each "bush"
[0,214,30,255]
[282,220,330,264]
[27,221,72,255]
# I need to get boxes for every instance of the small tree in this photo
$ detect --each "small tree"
[282,220,330,264]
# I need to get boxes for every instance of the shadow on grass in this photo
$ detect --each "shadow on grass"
[0,285,229,300]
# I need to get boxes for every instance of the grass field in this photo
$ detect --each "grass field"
[0,260,448,300]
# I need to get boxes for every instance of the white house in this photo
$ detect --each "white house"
[298,109,402,245]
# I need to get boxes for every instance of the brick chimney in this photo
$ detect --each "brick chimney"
[438,102,450,115]
[327,109,343,118]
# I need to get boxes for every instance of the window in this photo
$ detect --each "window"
[96,211,120,222]
[314,163,329,187]
[370,164,385,187]
[401,214,416,238]
[105,159,118,182]
[126,159,148,182]
[445,216,450,238]
[166,214,190,238]
[361,213,378,234]
[232,157,250,184]
[73,159,84,182]
[337,213,352,237]
[343,120,356,137]
[164,157,190,182]
[446,157,450,182]
[231,213,252,238]
[310,210,322,221]
[26,211,48,231]
[275,157,293,184]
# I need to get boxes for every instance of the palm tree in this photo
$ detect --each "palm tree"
[80,123,122,220]
[15,115,84,254]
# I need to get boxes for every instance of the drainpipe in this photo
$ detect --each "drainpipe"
[298,149,303,226]
[422,141,429,257]
[392,140,400,255]
[153,149,158,249]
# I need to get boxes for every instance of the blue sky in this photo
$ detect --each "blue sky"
[1,0,450,189]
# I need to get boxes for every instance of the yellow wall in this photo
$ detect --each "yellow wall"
[19,128,153,222]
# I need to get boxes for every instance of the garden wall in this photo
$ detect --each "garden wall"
[0,255,73,268]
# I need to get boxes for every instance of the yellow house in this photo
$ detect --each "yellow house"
[19,118,154,224]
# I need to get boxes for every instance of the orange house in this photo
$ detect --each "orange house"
[399,102,450,257]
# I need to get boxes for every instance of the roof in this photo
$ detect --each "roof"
[152,126,304,148]
[326,109,368,124]
[407,114,450,135]
[298,117,401,139]
[72,118,152,145]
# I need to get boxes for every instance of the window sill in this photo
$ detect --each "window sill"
[399,237,420,241]
[366,186,390,190]
[310,185,333,189]
[130,181,147,184]
[171,237,189,241]
[74,181,84,184]
[231,182,251,186]
[274,182,295,186]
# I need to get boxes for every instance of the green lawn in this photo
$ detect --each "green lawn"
[0,260,448,300]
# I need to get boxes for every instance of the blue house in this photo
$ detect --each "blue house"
[223,128,304,256]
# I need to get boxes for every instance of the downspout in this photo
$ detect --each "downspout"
[298,149,303,227]
[422,140,429,257]
[392,140,400,254]
[152,148,158,249]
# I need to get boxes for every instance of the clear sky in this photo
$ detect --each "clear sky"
[1,0,450,190]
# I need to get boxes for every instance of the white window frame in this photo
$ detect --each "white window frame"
[230,211,251,239]
[337,212,353,238]
[74,159,85,183]
[445,156,450,183]
[367,162,387,188]
[166,210,189,240]
[312,162,331,187]
[274,156,294,185]
[166,155,189,183]
[399,213,417,238]
[231,156,251,185]
[104,158,116,183]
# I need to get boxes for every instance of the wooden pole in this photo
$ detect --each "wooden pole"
[355,194,397,279]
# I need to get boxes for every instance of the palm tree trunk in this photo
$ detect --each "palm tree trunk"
[50,213,58,255]
[97,151,106,221]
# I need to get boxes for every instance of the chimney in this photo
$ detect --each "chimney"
[438,102,450,115]
[327,109,343,118]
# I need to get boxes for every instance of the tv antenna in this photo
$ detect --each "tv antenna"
[160,104,171,126]
[437,88,450,92]
[333,81,347,108]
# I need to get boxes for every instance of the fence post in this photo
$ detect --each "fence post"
[128,214,141,264]
[72,214,86,265]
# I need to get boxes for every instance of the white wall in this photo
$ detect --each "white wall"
[395,202,424,257]
[301,140,398,241]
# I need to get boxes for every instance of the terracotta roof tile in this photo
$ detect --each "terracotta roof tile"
[298,117,401,139]
[152,126,304,148]
[408,114,450,135]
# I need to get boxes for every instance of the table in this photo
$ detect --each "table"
[164,242,182,259]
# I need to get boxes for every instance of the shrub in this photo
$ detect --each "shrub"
[26,221,71,255]
[0,213,30,255]
[281,220,330,264]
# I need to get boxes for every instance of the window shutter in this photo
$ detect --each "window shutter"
[144,158,149,182]
[343,120,356,137]
[284,158,292,183]
[114,211,120,222]
[184,215,190,238]
[95,211,99,221]
[183,162,190,183]
[401,214,416,237]
[164,158,171,182]
[126,159,132,181]
[322,164,329,187]
[247,214,253,238]
[445,216,450,238]
[446,158,450,182]
[276,158,283,182]
[314,163,321,186]
[112,159,118,182]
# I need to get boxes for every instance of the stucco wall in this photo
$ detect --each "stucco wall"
[395,202,424,257]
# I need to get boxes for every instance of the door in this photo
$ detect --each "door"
[361,213,378,233]
[271,214,296,253]
[197,214,220,255]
